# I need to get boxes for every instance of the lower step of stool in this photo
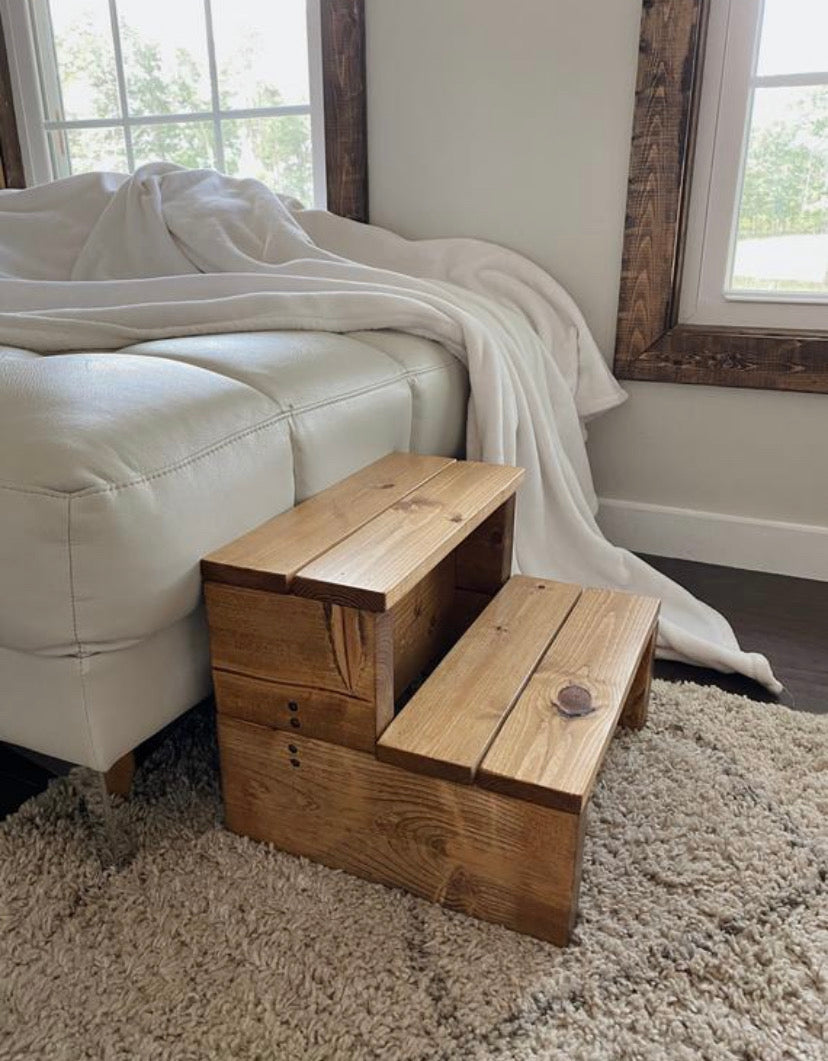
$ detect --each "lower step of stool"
[219,715,586,946]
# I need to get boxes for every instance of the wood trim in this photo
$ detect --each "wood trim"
[0,11,24,189]
[626,324,828,392]
[320,0,368,221]
[614,0,828,394]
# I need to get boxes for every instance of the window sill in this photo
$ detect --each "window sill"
[615,324,828,394]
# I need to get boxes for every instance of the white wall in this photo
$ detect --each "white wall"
[364,0,828,573]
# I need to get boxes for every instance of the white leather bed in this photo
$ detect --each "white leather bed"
[0,330,468,770]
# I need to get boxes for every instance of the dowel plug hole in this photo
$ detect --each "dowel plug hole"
[290,717,301,729]
[288,701,299,712]
[289,758,300,768]
[288,744,298,754]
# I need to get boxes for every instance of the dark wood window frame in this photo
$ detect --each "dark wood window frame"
[615,0,828,395]
[0,0,367,220]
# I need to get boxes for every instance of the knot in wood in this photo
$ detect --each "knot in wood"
[555,684,595,718]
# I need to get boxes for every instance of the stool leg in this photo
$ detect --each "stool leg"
[72,766,135,868]
[619,626,657,730]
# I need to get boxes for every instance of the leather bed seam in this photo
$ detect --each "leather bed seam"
[3,362,460,500]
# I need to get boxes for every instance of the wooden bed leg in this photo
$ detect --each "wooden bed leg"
[104,750,136,797]
[619,626,657,730]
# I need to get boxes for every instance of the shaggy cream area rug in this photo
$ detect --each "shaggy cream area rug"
[1,680,825,1061]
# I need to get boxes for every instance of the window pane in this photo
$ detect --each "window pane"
[757,0,828,78]
[211,0,309,110]
[50,126,128,175]
[222,115,312,204]
[41,0,120,120]
[731,86,828,295]
[132,121,217,170]
[117,0,211,117]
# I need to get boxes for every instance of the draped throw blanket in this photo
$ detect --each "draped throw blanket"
[0,164,779,691]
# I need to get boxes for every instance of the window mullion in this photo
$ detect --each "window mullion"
[753,71,828,89]
[43,106,311,133]
[107,0,134,170]
[202,0,225,172]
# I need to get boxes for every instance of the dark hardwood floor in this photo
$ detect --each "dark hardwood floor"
[643,555,827,713]
[1,556,825,821]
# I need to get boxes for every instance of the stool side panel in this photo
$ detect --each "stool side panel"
[213,670,379,753]
[204,583,378,702]
[390,554,459,701]
[454,495,516,595]
[219,716,583,946]
[619,623,658,730]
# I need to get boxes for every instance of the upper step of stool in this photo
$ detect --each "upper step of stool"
[202,452,524,610]
[378,576,660,813]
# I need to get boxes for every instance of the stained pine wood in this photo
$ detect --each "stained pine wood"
[629,324,828,394]
[292,462,525,612]
[455,496,516,594]
[321,0,368,221]
[614,0,828,394]
[204,583,378,702]
[6,557,822,824]
[390,553,458,699]
[202,454,454,592]
[377,578,582,782]
[219,717,585,945]
[619,626,657,730]
[213,670,379,752]
[103,751,135,797]
[478,590,660,813]
[449,587,495,640]
[0,21,24,189]
[615,0,706,365]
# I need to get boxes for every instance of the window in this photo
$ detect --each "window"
[615,0,828,394]
[680,0,828,330]
[0,0,327,206]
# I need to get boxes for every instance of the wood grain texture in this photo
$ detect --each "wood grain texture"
[455,496,515,595]
[478,591,660,813]
[621,324,828,394]
[202,454,454,592]
[614,0,828,394]
[390,553,458,699]
[0,14,24,188]
[204,583,377,701]
[321,0,368,221]
[213,670,378,752]
[619,626,657,730]
[449,587,495,640]
[377,578,582,783]
[615,0,707,363]
[292,462,525,612]
[220,717,585,945]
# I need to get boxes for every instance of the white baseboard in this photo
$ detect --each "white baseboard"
[597,498,828,582]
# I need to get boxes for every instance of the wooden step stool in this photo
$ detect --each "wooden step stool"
[203,454,660,946]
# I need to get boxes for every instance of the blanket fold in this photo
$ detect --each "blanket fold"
[0,163,780,692]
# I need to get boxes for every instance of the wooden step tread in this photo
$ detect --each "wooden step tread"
[477,589,660,812]
[379,577,659,813]
[376,577,582,781]
[201,453,455,592]
[291,461,524,612]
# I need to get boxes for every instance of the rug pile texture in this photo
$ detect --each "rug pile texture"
[1,680,825,1060]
